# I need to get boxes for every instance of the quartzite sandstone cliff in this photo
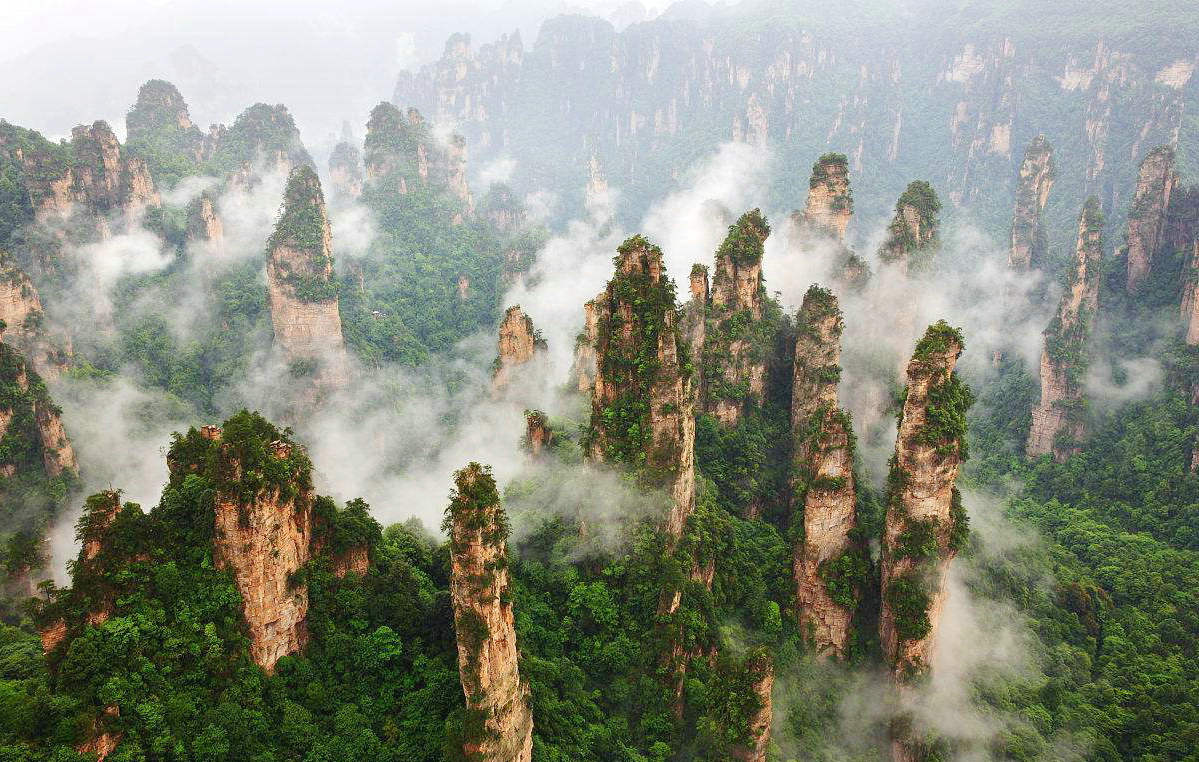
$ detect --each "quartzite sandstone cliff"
[703,210,771,426]
[791,286,857,659]
[879,322,971,680]
[1027,199,1104,460]
[492,305,545,392]
[266,165,350,396]
[1124,146,1176,292]
[1008,136,1055,271]
[588,235,695,541]
[447,463,534,762]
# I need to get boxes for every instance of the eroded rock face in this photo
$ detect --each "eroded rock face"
[446,134,474,213]
[878,181,941,274]
[77,709,122,762]
[879,322,971,678]
[803,154,853,242]
[365,102,473,217]
[210,433,314,674]
[1125,145,1176,292]
[704,210,771,426]
[585,153,609,213]
[571,293,606,394]
[70,122,161,219]
[265,165,350,395]
[39,618,67,655]
[0,118,162,230]
[681,265,709,396]
[1008,136,1055,271]
[791,286,857,659]
[0,257,70,377]
[70,122,124,213]
[331,546,370,578]
[483,184,525,232]
[589,236,695,541]
[447,463,533,762]
[81,490,122,563]
[492,306,544,391]
[36,398,77,477]
[1027,199,1103,460]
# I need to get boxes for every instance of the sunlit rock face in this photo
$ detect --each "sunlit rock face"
[0,256,71,378]
[571,293,605,395]
[1027,199,1103,461]
[446,463,534,762]
[209,433,314,674]
[491,305,544,393]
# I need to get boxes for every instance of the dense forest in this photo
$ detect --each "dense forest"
[0,2,1197,761]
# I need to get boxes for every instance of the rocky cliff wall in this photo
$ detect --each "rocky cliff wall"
[878,181,941,274]
[879,322,972,678]
[0,256,70,378]
[394,22,1188,238]
[571,293,606,395]
[802,154,853,242]
[210,431,314,674]
[492,305,545,392]
[791,286,857,659]
[1027,199,1104,460]
[0,342,77,483]
[588,235,695,541]
[265,165,350,396]
[446,463,534,762]
[703,210,771,426]
[1008,136,1055,271]
[1124,146,1176,291]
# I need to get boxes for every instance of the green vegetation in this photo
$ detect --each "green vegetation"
[819,549,870,609]
[879,181,941,268]
[205,103,313,176]
[124,80,205,188]
[884,571,932,643]
[714,209,769,268]
[0,122,72,245]
[3,411,461,761]
[268,165,339,302]
[0,343,75,600]
[587,235,689,479]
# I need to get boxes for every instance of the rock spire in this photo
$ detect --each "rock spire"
[445,463,534,762]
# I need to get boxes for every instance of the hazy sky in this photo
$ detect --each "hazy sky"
[0,0,674,150]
